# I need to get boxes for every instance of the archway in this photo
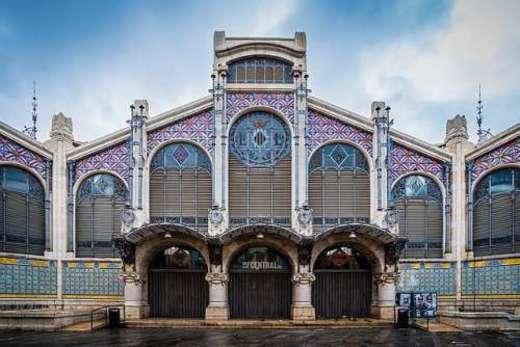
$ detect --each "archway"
[148,245,208,318]
[312,245,372,319]
[228,246,292,319]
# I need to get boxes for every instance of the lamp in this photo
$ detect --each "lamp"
[164,232,172,239]
[257,232,264,239]
[349,231,357,238]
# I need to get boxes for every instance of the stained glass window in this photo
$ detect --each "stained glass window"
[229,111,291,168]
[227,57,293,84]
[0,166,45,255]
[151,143,211,173]
[473,168,520,256]
[309,143,369,174]
[391,175,442,202]
[76,173,127,258]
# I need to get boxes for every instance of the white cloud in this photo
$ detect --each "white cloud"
[249,0,297,36]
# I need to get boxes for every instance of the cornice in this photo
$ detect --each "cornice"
[307,96,374,133]
[465,123,520,161]
[0,121,53,159]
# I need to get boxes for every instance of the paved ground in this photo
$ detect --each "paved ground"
[0,327,520,346]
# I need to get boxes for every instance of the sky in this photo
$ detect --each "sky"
[0,0,519,144]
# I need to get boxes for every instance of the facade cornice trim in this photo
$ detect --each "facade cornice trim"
[389,129,452,162]
[465,123,520,160]
[0,121,53,159]
[67,128,129,160]
[226,84,294,92]
[307,96,373,133]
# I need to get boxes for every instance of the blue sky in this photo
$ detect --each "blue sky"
[1,0,519,144]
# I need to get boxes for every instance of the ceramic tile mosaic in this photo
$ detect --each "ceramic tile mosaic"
[397,262,456,295]
[75,141,130,184]
[470,138,520,181]
[0,257,57,295]
[0,134,49,180]
[62,261,124,296]
[461,258,520,295]
[226,91,294,125]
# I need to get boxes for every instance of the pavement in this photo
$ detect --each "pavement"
[1,327,520,346]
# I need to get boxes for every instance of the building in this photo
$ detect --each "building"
[0,32,519,322]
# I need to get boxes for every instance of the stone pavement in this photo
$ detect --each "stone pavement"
[1,327,520,346]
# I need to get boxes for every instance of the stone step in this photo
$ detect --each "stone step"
[61,319,107,332]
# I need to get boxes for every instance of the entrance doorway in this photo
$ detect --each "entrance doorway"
[148,246,208,318]
[229,246,292,319]
[313,245,372,319]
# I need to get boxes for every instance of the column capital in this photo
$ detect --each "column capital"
[292,272,316,286]
[374,271,400,285]
[205,272,229,285]
[120,270,145,285]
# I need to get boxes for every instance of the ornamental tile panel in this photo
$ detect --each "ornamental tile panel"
[307,109,373,155]
[0,134,48,180]
[390,143,445,185]
[62,261,124,296]
[461,258,520,295]
[397,262,456,296]
[0,257,57,296]
[75,142,129,183]
[471,138,520,181]
[147,110,214,155]
[226,91,294,124]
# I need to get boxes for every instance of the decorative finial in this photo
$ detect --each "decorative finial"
[476,84,492,143]
[23,80,38,140]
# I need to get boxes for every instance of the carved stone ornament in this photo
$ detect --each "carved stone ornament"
[374,272,401,285]
[112,237,136,269]
[384,237,407,268]
[298,242,313,266]
[121,208,135,226]
[296,205,313,226]
[292,272,316,286]
[205,272,228,285]
[119,270,145,285]
[444,114,469,143]
[384,208,399,228]
[209,206,224,225]
[50,112,73,140]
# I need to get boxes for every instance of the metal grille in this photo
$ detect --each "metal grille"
[227,57,293,84]
[473,168,520,256]
[308,144,370,232]
[392,175,443,258]
[76,174,127,258]
[0,166,45,255]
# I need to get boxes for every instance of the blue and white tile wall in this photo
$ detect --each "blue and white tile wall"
[0,257,57,296]
[62,261,124,297]
[397,262,456,296]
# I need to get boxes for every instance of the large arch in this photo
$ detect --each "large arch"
[0,165,46,255]
[227,110,292,227]
[75,172,128,258]
[308,142,371,233]
[391,173,444,258]
[149,141,212,233]
[472,166,520,256]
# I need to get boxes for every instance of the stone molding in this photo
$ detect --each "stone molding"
[119,270,145,285]
[374,271,400,285]
[292,272,316,286]
[205,272,228,285]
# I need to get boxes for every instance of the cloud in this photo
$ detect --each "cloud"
[362,0,520,102]
[249,0,297,36]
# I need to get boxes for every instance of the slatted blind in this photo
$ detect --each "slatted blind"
[473,199,490,255]
[228,156,291,225]
[4,191,27,254]
[27,198,45,255]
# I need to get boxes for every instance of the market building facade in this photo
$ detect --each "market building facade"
[0,32,519,322]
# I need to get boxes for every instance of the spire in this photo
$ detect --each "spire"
[476,84,492,143]
[23,80,38,140]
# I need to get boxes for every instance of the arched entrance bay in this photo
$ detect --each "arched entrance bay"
[148,245,208,318]
[229,246,292,319]
[312,245,372,319]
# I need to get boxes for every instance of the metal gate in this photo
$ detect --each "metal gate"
[148,269,208,318]
[313,269,372,319]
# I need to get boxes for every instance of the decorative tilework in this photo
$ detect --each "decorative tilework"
[471,138,520,181]
[462,258,520,295]
[226,91,294,124]
[307,109,373,155]
[0,257,57,296]
[397,262,456,295]
[62,261,123,296]
[147,110,214,155]
[0,134,48,180]
[390,143,445,186]
[75,142,130,184]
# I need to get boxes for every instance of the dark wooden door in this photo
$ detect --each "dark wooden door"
[229,270,292,319]
[313,270,372,319]
[148,269,208,318]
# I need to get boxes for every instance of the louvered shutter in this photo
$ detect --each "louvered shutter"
[150,169,166,221]
[229,157,248,223]
[339,171,354,222]
[76,200,93,257]
[514,193,520,253]
[180,169,197,224]
[322,170,339,224]
[0,192,4,251]
[5,191,27,254]
[27,198,45,255]
[196,171,212,230]
[403,199,427,258]
[308,171,323,224]
[425,200,443,258]
[164,169,182,220]
[272,157,291,223]
[249,166,271,218]
[352,171,370,222]
[491,193,513,255]
[473,198,490,256]
[91,197,115,257]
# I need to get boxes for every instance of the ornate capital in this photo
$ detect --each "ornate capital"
[292,272,316,286]
[384,237,407,268]
[208,205,224,226]
[374,272,400,285]
[296,205,313,226]
[119,270,145,285]
[205,272,228,285]
[112,237,136,268]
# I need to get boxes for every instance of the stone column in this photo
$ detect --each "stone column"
[205,271,229,320]
[291,272,316,320]
[374,272,399,320]
[121,271,146,319]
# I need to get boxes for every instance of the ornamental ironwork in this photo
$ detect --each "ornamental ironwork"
[391,174,442,202]
[77,173,127,203]
[309,143,369,174]
[151,142,211,173]
[229,111,291,167]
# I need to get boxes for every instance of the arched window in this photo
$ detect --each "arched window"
[149,143,212,232]
[391,175,443,258]
[308,143,370,230]
[228,111,291,226]
[0,166,45,255]
[76,174,127,258]
[473,168,520,256]
[227,57,293,84]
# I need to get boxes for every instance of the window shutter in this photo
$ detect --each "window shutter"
[426,200,443,258]
[308,171,323,222]
[473,198,491,256]
[4,191,27,254]
[0,192,4,251]
[150,169,166,220]
[27,199,45,255]
[249,166,272,217]
[229,157,248,222]
[352,171,370,221]
[76,200,93,257]
[322,170,339,222]
[491,193,513,255]
[272,157,291,221]
[92,197,115,258]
